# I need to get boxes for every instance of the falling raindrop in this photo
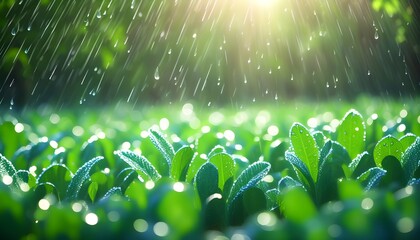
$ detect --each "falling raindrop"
[11,24,18,36]
[154,67,160,80]
[374,31,379,40]
[96,10,102,19]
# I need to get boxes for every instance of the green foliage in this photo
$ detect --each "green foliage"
[0,106,419,239]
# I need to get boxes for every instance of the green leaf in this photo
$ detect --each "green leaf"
[37,164,73,201]
[400,133,417,151]
[290,123,319,182]
[312,131,326,150]
[148,128,175,173]
[227,161,270,208]
[278,176,303,193]
[88,181,99,202]
[171,146,194,181]
[209,153,235,191]
[316,141,351,204]
[280,187,317,223]
[13,170,37,189]
[349,152,375,178]
[208,145,226,158]
[336,109,365,159]
[101,187,122,200]
[373,135,403,167]
[357,167,387,191]
[285,151,315,191]
[402,137,420,180]
[66,156,104,201]
[186,154,206,182]
[115,150,161,182]
[195,162,219,204]
[0,153,17,181]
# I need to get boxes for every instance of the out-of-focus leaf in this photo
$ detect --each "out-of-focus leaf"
[290,123,319,182]
[336,109,365,159]
[280,187,316,223]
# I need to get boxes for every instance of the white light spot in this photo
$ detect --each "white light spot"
[121,141,131,150]
[397,217,414,233]
[39,136,48,143]
[224,130,235,142]
[209,112,224,125]
[182,103,194,116]
[371,113,378,120]
[263,175,274,183]
[231,232,251,240]
[29,166,37,175]
[20,183,30,192]
[140,130,149,138]
[102,168,110,174]
[405,186,413,195]
[96,131,106,139]
[206,193,223,203]
[54,147,65,155]
[257,212,276,227]
[201,125,211,133]
[234,144,243,151]
[108,211,120,222]
[171,134,181,143]
[72,202,83,212]
[49,114,60,124]
[133,219,148,232]
[200,153,207,160]
[307,117,318,128]
[330,119,340,130]
[85,213,99,225]
[267,125,279,136]
[72,126,84,137]
[2,175,13,185]
[49,140,58,149]
[361,198,374,210]
[153,222,169,237]
[38,199,50,210]
[159,118,170,130]
[145,180,155,190]
[173,182,185,192]
[255,111,271,127]
[399,109,408,118]
[14,123,24,133]
[397,124,406,132]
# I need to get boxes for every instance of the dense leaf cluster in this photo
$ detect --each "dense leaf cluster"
[1,107,420,239]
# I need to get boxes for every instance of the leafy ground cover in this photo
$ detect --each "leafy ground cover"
[1,98,420,239]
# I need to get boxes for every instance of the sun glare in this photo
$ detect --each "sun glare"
[250,0,277,7]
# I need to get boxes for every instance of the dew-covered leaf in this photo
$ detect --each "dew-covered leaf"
[101,187,122,200]
[289,123,319,182]
[227,161,270,208]
[88,181,99,202]
[278,176,303,193]
[115,150,161,181]
[374,135,403,167]
[66,156,104,201]
[336,109,365,159]
[37,164,73,200]
[285,151,314,190]
[357,167,387,191]
[402,137,420,180]
[0,153,17,182]
[171,146,194,181]
[349,151,375,178]
[400,133,417,152]
[148,128,175,172]
[209,152,235,191]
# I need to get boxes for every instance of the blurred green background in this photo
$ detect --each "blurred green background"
[0,0,419,109]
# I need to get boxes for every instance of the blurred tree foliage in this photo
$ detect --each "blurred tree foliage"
[0,0,418,109]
